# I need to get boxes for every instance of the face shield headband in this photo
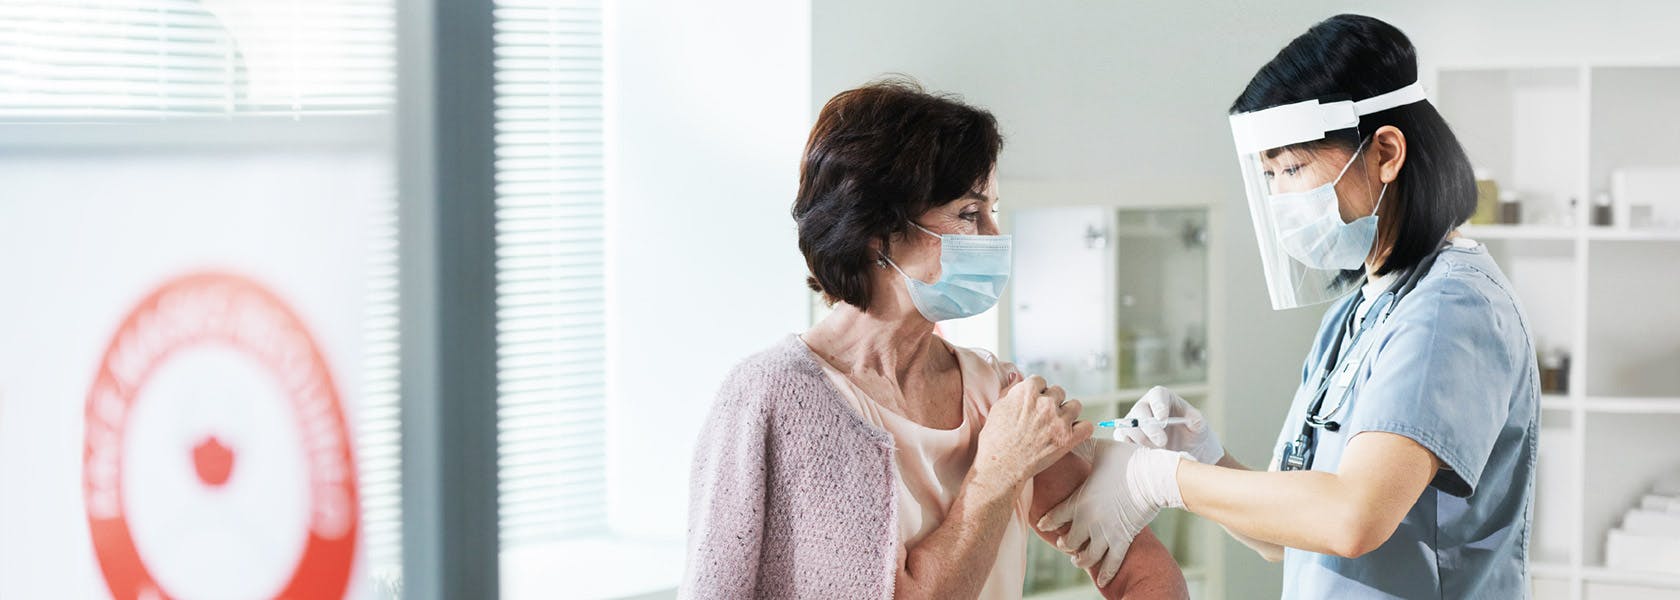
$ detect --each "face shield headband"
[1228,81,1429,310]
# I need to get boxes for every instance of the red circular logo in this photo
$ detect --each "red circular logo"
[83,273,359,599]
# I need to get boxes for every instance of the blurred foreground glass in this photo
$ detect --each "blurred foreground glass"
[0,1,401,598]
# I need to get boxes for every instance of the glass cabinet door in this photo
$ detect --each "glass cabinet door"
[1008,206,1119,398]
[1011,205,1212,595]
[1007,204,1209,594]
[1010,206,1210,398]
[1112,208,1210,390]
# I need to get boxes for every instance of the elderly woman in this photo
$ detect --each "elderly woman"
[679,79,1186,599]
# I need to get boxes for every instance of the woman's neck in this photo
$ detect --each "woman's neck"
[803,302,945,385]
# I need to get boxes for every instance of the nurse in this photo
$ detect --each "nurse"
[1039,14,1540,598]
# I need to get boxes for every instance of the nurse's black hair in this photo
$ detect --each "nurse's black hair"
[1231,14,1476,277]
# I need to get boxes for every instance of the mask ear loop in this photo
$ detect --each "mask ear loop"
[877,250,911,279]
[881,221,944,277]
[1335,136,1387,219]
[909,221,943,240]
[1329,136,1371,185]
[1359,137,1390,218]
[1371,181,1389,217]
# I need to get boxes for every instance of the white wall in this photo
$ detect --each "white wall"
[605,0,813,540]
[810,1,1680,596]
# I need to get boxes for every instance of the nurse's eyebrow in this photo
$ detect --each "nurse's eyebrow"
[962,191,995,203]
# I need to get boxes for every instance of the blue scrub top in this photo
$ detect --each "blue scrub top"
[1274,242,1540,599]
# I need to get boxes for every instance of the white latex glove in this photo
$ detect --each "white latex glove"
[1118,386,1224,465]
[1035,441,1187,587]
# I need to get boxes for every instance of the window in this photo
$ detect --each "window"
[491,0,607,546]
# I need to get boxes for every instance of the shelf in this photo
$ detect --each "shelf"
[1582,566,1680,589]
[1531,561,1574,579]
[1583,396,1680,414]
[1525,564,1680,589]
[1461,224,1579,240]
[1458,224,1680,242]
[1587,228,1680,242]
[1540,396,1680,413]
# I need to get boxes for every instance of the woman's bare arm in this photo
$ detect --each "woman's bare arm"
[893,465,1027,599]
[1032,454,1189,599]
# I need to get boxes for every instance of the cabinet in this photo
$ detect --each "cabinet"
[1010,204,1220,599]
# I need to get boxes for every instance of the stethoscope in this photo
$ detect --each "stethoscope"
[1278,246,1446,472]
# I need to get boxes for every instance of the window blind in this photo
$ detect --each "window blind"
[0,0,394,120]
[491,0,607,546]
[359,186,402,580]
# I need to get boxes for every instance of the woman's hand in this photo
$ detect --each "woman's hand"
[894,375,1094,600]
[975,375,1094,491]
[1118,386,1225,464]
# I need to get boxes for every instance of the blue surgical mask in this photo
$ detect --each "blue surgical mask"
[881,222,1012,322]
[1272,139,1387,271]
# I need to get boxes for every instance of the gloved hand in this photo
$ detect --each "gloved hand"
[1117,386,1224,465]
[1036,441,1187,587]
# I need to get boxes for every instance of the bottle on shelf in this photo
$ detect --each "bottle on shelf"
[1472,167,1500,226]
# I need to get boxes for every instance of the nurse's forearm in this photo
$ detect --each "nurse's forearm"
[1176,431,1436,559]
[1177,463,1375,557]
[1209,454,1284,562]
[894,466,1021,600]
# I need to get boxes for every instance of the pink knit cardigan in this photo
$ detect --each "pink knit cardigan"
[680,335,902,599]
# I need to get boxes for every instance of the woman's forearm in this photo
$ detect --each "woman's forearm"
[895,466,1023,600]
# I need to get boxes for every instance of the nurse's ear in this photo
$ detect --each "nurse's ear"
[1369,125,1408,185]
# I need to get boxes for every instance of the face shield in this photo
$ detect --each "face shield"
[1229,82,1428,310]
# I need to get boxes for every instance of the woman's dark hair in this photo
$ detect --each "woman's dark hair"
[1231,14,1476,277]
[793,77,1003,308]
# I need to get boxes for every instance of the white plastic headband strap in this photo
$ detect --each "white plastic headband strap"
[1229,81,1428,154]
[1352,81,1427,116]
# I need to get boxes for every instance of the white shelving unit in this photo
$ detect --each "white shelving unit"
[1436,63,1680,600]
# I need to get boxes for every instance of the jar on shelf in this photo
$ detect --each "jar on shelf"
[1498,190,1522,225]
[1593,192,1615,227]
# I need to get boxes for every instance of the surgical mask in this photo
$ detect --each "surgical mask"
[881,222,1012,322]
[1270,139,1387,271]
